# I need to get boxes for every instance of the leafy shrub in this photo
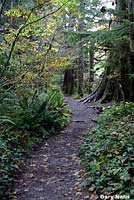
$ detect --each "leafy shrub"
[0,138,23,195]
[12,86,70,132]
[81,102,134,196]
[0,86,70,196]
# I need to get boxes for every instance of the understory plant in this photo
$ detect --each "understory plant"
[81,102,134,197]
[0,86,70,196]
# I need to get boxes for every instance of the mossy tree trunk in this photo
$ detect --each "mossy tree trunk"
[82,0,134,103]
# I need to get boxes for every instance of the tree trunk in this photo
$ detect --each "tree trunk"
[82,0,134,103]
[77,0,85,97]
[88,47,94,94]
[78,54,84,96]
[127,0,134,100]
[63,68,74,95]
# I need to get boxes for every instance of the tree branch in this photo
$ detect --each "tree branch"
[1,1,68,77]
[40,30,57,74]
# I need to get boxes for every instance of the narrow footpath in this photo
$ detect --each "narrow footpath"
[10,97,98,200]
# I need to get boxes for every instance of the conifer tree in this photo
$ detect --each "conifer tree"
[83,0,134,103]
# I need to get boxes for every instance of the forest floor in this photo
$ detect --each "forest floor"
[9,97,99,200]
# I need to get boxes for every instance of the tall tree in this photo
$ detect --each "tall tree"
[82,0,134,103]
[77,0,85,96]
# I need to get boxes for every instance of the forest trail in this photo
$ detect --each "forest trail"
[10,97,98,200]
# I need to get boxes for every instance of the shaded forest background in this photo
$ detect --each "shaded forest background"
[0,0,134,101]
[0,0,134,198]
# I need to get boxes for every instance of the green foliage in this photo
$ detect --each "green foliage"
[43,87,71,128]
[11,86,71,132]
[81,102,134,196]
[0,138,22,195]
[0,116,16,125]
[0,0,74,195]
[0,86,70,196]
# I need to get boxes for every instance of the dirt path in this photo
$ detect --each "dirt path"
[10,97,98,200]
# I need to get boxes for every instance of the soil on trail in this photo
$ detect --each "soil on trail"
[10,97,98,200]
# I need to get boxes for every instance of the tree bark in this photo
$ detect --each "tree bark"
[82,0,134,103]
[88,47,94,94]
[77,0,85,97]
[63,68,74,95]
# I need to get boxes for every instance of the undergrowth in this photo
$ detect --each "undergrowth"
[81,102,134,197]
[0,86,70,197]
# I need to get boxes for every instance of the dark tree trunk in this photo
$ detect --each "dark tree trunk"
[88,47,94,94]
[82,0,134,104]
[77,0,85,97]
[63,68,74,95]
[78,55,84,97]
[82,45,134,103]
[127,0,134,100]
